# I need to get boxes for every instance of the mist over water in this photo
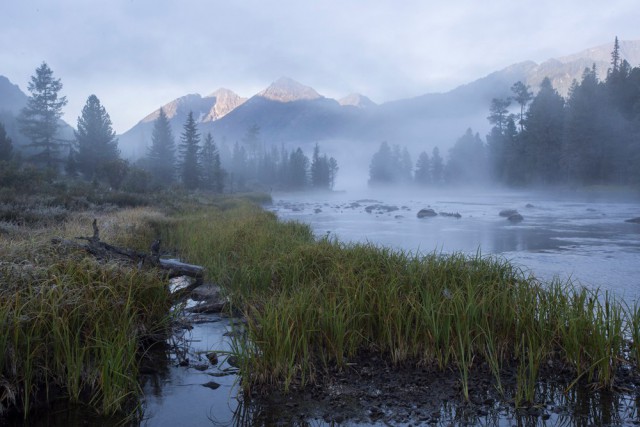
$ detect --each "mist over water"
[270,187,640,302]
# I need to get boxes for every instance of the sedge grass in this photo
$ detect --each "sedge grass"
[0,207,174,420]
[162,199,640,406]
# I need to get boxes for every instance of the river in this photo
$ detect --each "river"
[269,187,640,302]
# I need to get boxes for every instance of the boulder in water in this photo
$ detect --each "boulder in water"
[625,217,640,224]
[507,213,524,223]
[499,209,519,217]
[417,208,437,218]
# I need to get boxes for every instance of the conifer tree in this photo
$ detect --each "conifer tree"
[414,151,431,185]
[201,132,225,192]
[430,147,444,185]
[147,108,176,186]
[178,111,201,190]
[18,62,68,169]
[74,94,120,180]
[0,121,13,161]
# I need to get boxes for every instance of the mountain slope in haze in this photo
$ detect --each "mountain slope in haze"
[114,38,640,161]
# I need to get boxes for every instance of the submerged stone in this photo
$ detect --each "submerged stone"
[507,213,524,223]
[625,217,640,223]
[417,208,437,218]
[499,209,519,217]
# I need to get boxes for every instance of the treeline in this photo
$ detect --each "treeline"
[489,38,640,187]
[0,62,338,193]
[369,38,640,189]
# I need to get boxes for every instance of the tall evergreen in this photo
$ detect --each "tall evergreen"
[445,128,487,185]
[178,111,201,190]
[201,132,225,193]
[74,94,120,180]
[287,147,309,190]
[147,108,176,186]
[414,151,431,185]
[430,147,444,185]
[18,62,68,169]
[520,77,565,184]
[311,143,332,189]
[0,121,13,161]
[511,81,533,131]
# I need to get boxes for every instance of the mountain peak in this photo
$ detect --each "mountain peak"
[203,88,247,122]
[338,93,377,109]
[258,77,322,102]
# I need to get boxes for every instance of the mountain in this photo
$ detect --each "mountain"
[119,89,246,158]
[116,38,640,163]
[338,93,377,109]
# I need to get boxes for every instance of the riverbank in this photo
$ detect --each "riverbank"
[161,195,639,424]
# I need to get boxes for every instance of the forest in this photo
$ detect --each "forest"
[368,38,640,189]
[0,63,338,194]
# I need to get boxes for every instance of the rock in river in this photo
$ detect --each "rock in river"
[417,208,437,218]
[499,209,519,217]
[507,213,524,223]
[625,217,640,224]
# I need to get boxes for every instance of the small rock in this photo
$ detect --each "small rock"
[192,363,209,371]
[625,217,640,224]
[226,355,240,368]
[499,209,519,217]
[206,352,219,365]
[525,203,535,208]
[417,208,437,218]
[202,381,220,390]
[439,211,462,219]
[507,213,524,223]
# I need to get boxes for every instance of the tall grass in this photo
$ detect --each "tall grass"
[163,200,640,407]
[0,207,173,419]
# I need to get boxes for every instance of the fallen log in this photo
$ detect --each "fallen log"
[51,218,204,284]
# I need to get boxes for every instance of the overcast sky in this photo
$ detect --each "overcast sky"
[2,0,639,133]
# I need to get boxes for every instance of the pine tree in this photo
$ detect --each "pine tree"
[311,143,331,189]
[414,151,430,185]
[0,121,13,161]
[147,108,176,186]
[18,62,68,169]
[487,98,511,132]
[511,81,533,131]
[74,94,120,180]
[368,141,395,185]
[287,147,309,190]
[430,147,444,185]
[201,132,225,192]
[520,78,565,184]
[445,128,487,185]
[178,111,201,190]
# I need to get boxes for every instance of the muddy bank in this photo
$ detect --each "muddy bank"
[244,351,640,426]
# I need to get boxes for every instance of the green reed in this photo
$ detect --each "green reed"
[0,227,172,420]
[161,198,639,405]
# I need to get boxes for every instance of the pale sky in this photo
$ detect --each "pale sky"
[2,0,639,133]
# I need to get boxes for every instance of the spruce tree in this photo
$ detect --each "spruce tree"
[178,111,201,190]
[311,143,331,189]
[201,132,225,192]
[414,151,431,185]
[147,108,176,186]
[430,147,444,185]
[0,121,13,161]
[18,62,68,169]
[75,94,120,180]
[287,147,309,190]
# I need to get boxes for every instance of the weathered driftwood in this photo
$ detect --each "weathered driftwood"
[51,218,204,285]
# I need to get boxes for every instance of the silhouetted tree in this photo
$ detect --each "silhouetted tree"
[311,143,331,189]
[201,132,225,193]
[18,62,68,169]
[445,128,487,185]
[487,98,511,132]
[178,111,201,190]
[0,121,13,161]
[414,151,430,185]
[511,81,533,131]
[520,77,565,184]
[430,147,444,185]
[74,94,120,180]
[147,108,176,186]
[287,147,309,190]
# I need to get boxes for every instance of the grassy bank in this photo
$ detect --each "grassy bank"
[163,198,640,406]
[0,206,174,420]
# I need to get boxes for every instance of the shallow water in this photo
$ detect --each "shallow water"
[269,188,640,302]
